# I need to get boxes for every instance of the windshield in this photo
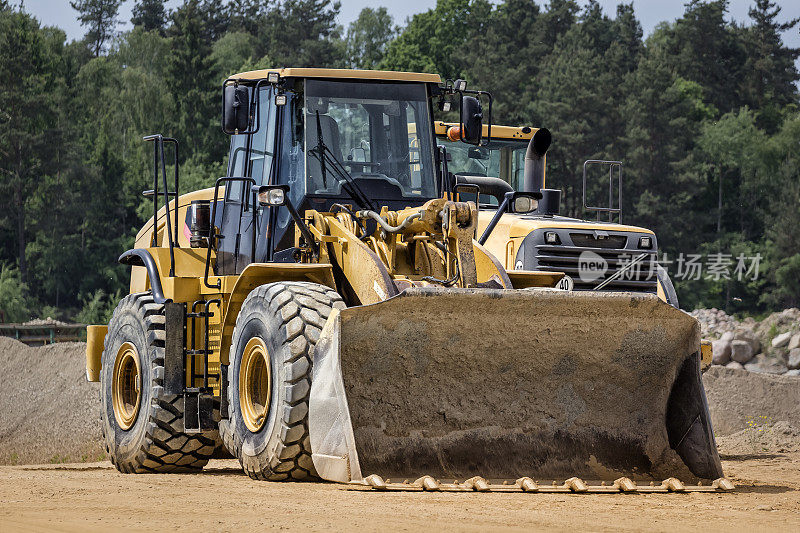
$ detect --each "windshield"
[437,137,528,191]
[303,79,437,200]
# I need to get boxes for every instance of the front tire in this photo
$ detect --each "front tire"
[100,293,216,473]
[219,282,344,480]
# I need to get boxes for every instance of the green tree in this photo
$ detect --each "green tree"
[697,107,764,236]
[210,31,259,79]
[168,0,220,162]
[260,0,343,67]
[345,7,396,70]
[381,0,491,80]
[621,41,715,253]
[0,263,30,322]
[739,0,800,131]
[131,0,167,33]
[70,0,122,56]
[458,0,546,124]
[0,9,66,281]
[226,0,271,37]
[659,1,746,116]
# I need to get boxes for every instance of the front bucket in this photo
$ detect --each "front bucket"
[309,287,722,484]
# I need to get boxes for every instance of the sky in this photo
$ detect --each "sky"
[19,0,800,51]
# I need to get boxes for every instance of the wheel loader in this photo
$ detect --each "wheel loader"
[84,68,730,493]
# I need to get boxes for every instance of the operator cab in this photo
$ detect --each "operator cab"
[214,69,488,275]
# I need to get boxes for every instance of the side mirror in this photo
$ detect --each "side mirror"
[253,184,288,206]
[460,95,483,145]
[222,85,250,134]
[478,191,542,245]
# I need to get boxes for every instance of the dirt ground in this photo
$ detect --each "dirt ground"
[2,338,799,531]
[0,453,798,532]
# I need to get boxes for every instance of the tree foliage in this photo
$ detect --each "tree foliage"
[70,0,121,56]
[1,0,799,321]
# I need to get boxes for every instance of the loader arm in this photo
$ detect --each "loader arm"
[304,197,514,306]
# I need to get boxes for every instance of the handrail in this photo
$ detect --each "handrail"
[583,160,622,223]
[143,134,180,276]
[203,176,257,290]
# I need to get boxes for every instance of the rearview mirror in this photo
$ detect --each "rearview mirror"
[222,85,250,134]
[460,95,483,145]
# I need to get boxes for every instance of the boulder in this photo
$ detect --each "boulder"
[784,369,800,377]
[787,333,800,351]
[788,348,800,371]
[711,339,732,365]
[730,340,754,364]
[725,361,744,370]
[772,331,793,349]
[720,331,735,342]
[745,354,788,375]
[734,326,761,354]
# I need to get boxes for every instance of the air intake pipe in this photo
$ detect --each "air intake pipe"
[522,128,552,193]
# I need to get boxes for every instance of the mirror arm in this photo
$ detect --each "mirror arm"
[478,191,514,245]
[284,199,319,257]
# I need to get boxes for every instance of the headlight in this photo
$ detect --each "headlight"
[638,236,652,249]
[258,187,285,206]
[545,231,560,244]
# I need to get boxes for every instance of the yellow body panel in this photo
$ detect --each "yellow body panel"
[231,67,441,84]
[219,263,337,365]
[135,187,216,249]
[477,211,654,271]
[85,325,108,382]
[435,121,537,140]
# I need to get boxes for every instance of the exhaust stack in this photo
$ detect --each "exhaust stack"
[522,128,552,193]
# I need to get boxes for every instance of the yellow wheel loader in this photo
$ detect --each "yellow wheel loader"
[435,121,681,302]
[84,69,729,492]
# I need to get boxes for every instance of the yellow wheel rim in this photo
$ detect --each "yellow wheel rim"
[239,337,272,433]
[112,342,141,430]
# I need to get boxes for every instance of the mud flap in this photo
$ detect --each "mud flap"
[309,288,723,483]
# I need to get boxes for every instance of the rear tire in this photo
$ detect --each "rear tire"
[219,282,344,480]
[100,293,216,473]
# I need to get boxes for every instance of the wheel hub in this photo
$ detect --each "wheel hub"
[239,337,272,433]
[112,342,142,430]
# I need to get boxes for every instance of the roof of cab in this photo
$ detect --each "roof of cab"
[435,121,537,140]
[231,67,442,84]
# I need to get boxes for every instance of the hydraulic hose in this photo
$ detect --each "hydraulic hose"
[357,210,422,233]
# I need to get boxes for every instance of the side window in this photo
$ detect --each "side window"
[250,86,276,186]
[225,86,276,202]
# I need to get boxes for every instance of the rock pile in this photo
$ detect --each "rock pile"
[691,307,800,377]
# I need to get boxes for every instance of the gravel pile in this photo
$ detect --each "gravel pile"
[0,338,797,465]
[0,337,103,465]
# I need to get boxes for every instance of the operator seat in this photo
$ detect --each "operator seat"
[306,98,343,193]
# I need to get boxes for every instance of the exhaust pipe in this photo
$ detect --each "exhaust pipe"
[522,128,551,193]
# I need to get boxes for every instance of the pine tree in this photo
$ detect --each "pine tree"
[459,0,545,124]
[740,0,800,131]
[131,0,167,33]
[69,0,121,56]
[167,0,218,162]
[661,0,746,116]
[260,0,343,67]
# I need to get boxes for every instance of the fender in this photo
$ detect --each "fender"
[119,248,169,304]
[219,262,337,365]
